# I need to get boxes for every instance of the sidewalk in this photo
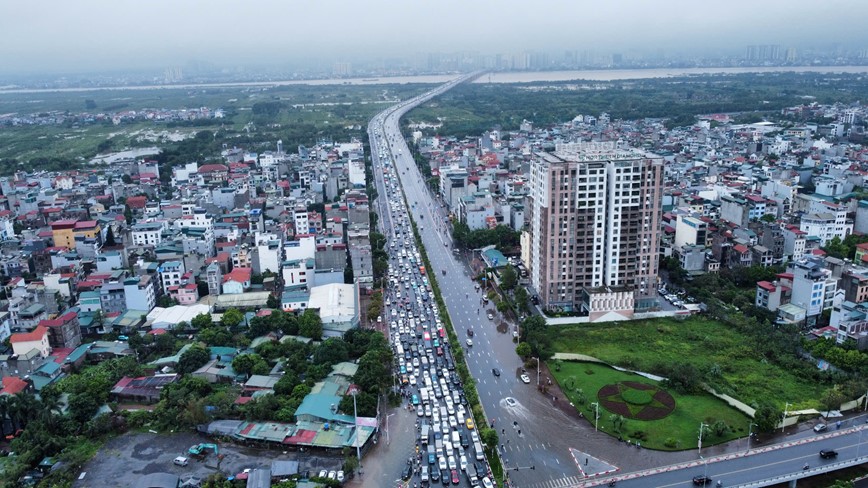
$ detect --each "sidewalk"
[346,402,417,488]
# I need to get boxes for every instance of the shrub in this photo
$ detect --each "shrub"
[621,389,653,406]
[664,437,679,448]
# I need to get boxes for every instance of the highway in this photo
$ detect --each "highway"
[366,75,868,488]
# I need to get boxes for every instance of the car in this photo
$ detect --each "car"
[173,456,189,467]
[467,329,474,337]
[451,469,460,485]
[466,418,475,430]
[402,466,412,480]
[337,470,345,482]
[466,339,473,347]
[520,374,531,384]
[430,466,441,482]
[820,449,838,459]
[318,469,328,479]
[492,368,500,377]
[421,466,429,482]
[328,471,337,480]
[813,424,828,433]
[505,397,517,407]
[448,455,457,470]
[460,455,468,471]
[481,476,494,488]
[417,405,424,416]
[439,456,447,470]
[487,313,494,320]
[692,475,712,485]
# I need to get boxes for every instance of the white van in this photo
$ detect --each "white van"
[474,442,485,461]
[173,456,189,467]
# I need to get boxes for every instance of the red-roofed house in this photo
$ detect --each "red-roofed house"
[222,267,252,294]
[38,311,81,349]
[199,164,229,184]
[731,244,752,267]
[0,377,30,396]
[168,283,200,305]
[756,280,790,312]
[125,195,148,210]
[9,326,50,358]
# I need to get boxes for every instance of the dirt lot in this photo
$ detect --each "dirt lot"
[74,431,344,487]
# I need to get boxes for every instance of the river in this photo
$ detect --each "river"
[2,66,868,94]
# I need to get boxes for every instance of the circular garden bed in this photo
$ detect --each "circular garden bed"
[597,381,676,420]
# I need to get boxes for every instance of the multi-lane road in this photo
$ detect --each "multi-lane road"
[367,75,868,488]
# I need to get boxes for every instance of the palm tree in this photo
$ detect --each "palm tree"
[0,395,9,437]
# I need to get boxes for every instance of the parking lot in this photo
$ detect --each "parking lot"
[74,432,343,487]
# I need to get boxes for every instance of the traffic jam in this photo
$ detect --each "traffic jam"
[375,128,495,488]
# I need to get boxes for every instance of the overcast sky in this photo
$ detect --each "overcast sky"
[2,0,867,74]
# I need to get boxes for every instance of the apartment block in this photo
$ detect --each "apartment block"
[526,142,663,319]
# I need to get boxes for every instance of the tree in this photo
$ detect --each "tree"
[124,204,134,225]
[177,344,210,374]
[298,309,323,340]
[156,295,177,308]
[610,414,625,433]
[266,294,280,309]
[231,354,260,377]
[515,342,532,359]
[711,420,730,437]
[514,287,529,313]
[500,266,518,291]
[104,225,117,247]
[221,308,244,329]
[191,313,213,329]
[820,385,846,413]
[753,402,783,433]
[480,427,499,449]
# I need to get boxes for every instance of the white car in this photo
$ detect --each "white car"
[460,455,468,471]
[337,471,345,482]
[438,456,447,470]
[448,455,457,470]
[449,415,458,429]
[520,374,531,384]
[466,339,473,347]
[417,405,424,417]
[482,476,494,488]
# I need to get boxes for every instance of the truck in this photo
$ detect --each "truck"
[465,463,479,486]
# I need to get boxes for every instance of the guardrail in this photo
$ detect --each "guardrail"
[733,455,868,487]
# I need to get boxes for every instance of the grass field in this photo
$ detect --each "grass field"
[0,83,434,164]
[552,361,748,450]
[551,317,825,410]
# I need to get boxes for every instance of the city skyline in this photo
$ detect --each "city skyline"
[2,0,868,75]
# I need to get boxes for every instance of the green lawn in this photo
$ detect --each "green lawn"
[551,317,825,410]
[553,361,748,450]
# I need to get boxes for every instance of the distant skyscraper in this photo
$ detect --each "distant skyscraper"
[526,142,663,319]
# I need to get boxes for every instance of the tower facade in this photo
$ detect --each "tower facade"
[527,142,663,319]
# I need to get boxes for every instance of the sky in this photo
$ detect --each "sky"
[2,0,867,75]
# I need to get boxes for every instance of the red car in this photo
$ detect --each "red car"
[451,469,460,485]
[436,347,443,356]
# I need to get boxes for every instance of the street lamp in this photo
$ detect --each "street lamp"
[590,402,600,432]
[698,422,708,456]
[746,422,757,453]
[782,402,792,433]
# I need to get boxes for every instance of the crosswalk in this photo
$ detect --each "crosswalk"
[523,475,589,488]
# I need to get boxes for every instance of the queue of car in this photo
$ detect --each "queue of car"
[373,126,493,487]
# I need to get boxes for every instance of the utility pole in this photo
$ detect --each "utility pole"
[746,422,757,453]
[782,402,792,433]
[698,422,708,456]
[534,357,540,386]
[352,390,362,473]
[591,402,600,431]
